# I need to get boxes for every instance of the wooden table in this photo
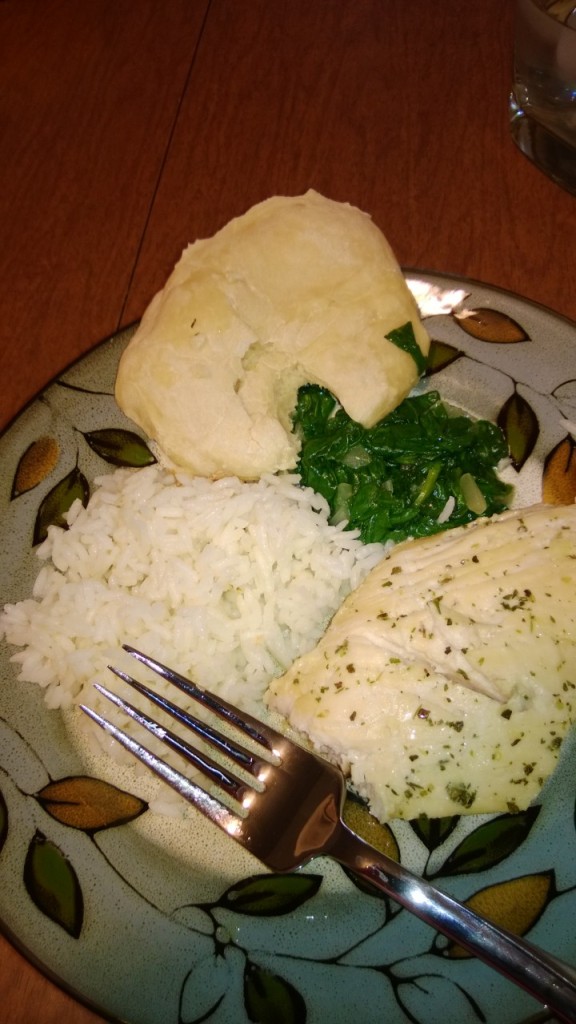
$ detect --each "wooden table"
[1,1,575,1021]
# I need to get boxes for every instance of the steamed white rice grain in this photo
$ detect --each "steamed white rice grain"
[1,465,385,761]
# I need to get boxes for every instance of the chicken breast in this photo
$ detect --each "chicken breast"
[115,191,429,480]
[266,503,576,822]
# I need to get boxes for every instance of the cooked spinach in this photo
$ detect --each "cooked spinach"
[293,385,512,545]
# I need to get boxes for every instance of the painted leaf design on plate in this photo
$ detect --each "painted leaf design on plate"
[425,339,463,376]
[452,307,529,344]
[56,379,114,397]
[218,873,322,916]
[397,972,485,1023]
[497,390,539,471]
[443,871,555,959]
[82,428,156,467]
[343,795,400,859]
[547,0,576,25]
[179,953,228,1023]
[11,436,59,499]
[430,807,540,879]
[410,815,460,852]
[0,789,7,855]
[33,466,90,546]
[552,377,576,419]
[341,796,400,899]
[244,960,306,1024]
[36,776,148,832]
[24,830,84,938]
[542,435,576,504]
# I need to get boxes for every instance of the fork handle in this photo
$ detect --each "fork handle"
[332,822,576,1022]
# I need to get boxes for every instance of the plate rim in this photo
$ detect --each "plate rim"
[0,268,574,1024]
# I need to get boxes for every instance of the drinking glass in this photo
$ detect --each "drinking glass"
[509,0,576,195]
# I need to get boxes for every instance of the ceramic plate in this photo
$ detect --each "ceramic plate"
[1,272,575,1024]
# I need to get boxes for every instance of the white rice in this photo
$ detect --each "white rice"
[0,465,385,763]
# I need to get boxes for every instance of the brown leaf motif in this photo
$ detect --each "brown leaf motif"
[342,796,400,900]
[11,436,60,499]
[453,307,529,344]
[497,390,539,472]
[343,795,400,861]
[542,435,576,505]
[443,871,555,959]
[36,775,148,832]
[24,830,84,938]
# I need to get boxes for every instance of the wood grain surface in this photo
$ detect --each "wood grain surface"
[0,1,575,1022]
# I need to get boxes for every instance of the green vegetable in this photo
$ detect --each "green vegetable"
[386,321,428,376]
[293,385,512,546]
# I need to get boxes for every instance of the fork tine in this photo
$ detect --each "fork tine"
[108,666,267,778]
[82,656,576,1022]
[89,682,255,803]
[122,645,280,755]
[80,701,243,835]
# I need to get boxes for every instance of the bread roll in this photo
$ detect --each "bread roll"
[115,191,429,479]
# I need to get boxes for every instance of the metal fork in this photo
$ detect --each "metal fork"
[81,645,576,1023]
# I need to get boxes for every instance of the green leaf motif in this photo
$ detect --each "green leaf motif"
[425,339,463,376]
[386,321,427,375]
[24,830,83,938]
[497,391,539,472]
[244,960,306,1024]
[410,814,461,852]
[218,873,322,916]
[82,428,156,468]
[431,806,540,879]
[0,788,8,855]
[33,467,90,546]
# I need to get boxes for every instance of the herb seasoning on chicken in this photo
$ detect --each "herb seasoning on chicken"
[267,503,576,822]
